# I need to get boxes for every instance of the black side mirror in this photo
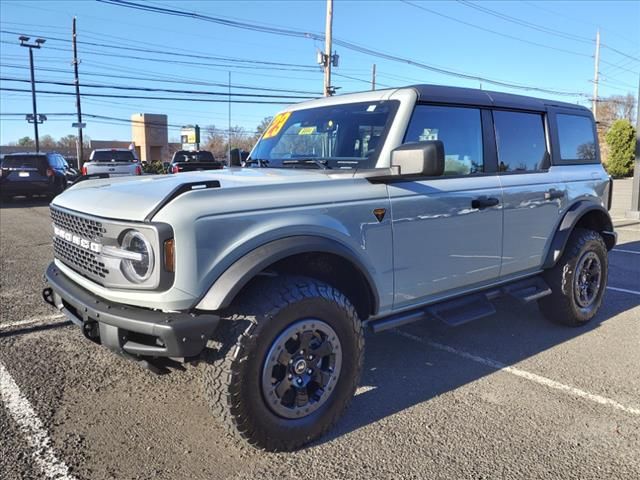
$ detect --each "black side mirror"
[229,148,241,167]
[391,141,444,177]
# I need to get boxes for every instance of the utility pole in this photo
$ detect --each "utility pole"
[323,0,333,96]
[19,35,46,152]
[628,74,640,219]
[592,29,600,121]
[371,64,376,91]
[72,17,84,169]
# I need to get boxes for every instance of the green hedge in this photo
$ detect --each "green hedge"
[605,120,636,178]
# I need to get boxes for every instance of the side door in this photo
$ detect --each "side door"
[388,104,503,310]
[494,109,567,277]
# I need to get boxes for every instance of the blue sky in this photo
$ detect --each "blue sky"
[0,0,638,144]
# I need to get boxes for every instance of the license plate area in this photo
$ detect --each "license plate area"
[18,172,30,177]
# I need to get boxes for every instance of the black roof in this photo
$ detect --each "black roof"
[409,84,590,113]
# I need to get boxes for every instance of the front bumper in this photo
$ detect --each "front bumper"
[43,262,219,361]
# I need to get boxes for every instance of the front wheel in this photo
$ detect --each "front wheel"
[202,276,364,451]
[539,228,608,326]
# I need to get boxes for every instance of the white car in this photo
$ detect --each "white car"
[82,149,142,177]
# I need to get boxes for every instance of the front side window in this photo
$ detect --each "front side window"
[250,101,399,169]
[404,105,484,175]
[494,111,547,172]
[557,114,596,162]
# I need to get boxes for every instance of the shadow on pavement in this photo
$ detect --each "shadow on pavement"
[0,196,53,209]
[318,287,639,446]
[0,320,72,338]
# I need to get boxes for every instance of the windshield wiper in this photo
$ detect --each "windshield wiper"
[245,158,270,167]
[282,159,331,170]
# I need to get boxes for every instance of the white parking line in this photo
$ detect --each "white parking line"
[612,248,640,255]
[0,362,77,480]
[392,329,640,417]
[616,227,640,233]
[606,286,640,296]
[0,314,66,331]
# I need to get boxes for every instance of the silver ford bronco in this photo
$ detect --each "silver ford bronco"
[43,85,616,451]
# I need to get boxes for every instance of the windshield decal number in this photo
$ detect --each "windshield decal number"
[262,112,291,139]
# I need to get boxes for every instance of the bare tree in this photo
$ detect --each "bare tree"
[598,94,636,126]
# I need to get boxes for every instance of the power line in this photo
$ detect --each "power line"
[457,0,639,62]
[401,1,591,58]
[0,38,320,73]
[0,63,322,95]
[0,77,316,99]
[520,0,640,49]
[0,87,297,104]
[97,0,595,98]
[0,28,319,70]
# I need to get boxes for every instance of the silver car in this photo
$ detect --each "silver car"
[43,84,616,451]
[82,148,141,177]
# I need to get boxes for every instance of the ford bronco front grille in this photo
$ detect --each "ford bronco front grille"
[50,206,106,241]
[53,237,109,279]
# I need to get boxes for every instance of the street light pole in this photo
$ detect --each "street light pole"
[19,35,46,153]
[28,47,40,153]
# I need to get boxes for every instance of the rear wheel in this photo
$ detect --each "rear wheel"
[202,276,364,451]
[539,228,608,326]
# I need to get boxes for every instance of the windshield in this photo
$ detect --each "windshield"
[172,151,216,163]
[250,100,399,169]
[91,150,136,162]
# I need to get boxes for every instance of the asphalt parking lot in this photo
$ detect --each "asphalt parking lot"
[1,180,638,480]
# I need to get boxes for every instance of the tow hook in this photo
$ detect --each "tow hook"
[82,320,101,344]
[42,287,55,307]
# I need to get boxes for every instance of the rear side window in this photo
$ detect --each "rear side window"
[494,111,547,172]
[404,105,484,175]
[91,150,136,162]
[557,114,596,162]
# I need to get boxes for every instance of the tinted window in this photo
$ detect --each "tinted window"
[91,150,136,162]
[557,114,596,162]
[494,111,547,172]
[1,155,46,169]
[404,105,483,175]
[173,151,216,163]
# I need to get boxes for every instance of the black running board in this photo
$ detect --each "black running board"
[368,275,551,333]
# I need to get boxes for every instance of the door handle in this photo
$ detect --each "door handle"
[544,189,564,201]
[471,196,500,209]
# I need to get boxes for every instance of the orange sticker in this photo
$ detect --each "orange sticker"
[262,112,291,139]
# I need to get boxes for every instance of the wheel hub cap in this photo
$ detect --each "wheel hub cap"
[261,319,342,419]
[574,251,602,308]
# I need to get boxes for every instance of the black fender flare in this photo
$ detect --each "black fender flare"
[195,235,380,314]
[542,201,616,269]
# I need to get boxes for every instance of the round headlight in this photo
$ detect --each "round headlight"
[120,230,154,283]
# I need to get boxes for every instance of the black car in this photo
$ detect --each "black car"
[168,150,224,174]
[0,152,77,200]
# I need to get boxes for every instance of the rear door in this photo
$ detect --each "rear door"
[87,150,137,176]
[388,104,503,310]
[494,109,567,277]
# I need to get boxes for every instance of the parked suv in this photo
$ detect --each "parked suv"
[42,85,615,451]
[168,150,223,174]
[1,152,75,200]
[82,148,141,176]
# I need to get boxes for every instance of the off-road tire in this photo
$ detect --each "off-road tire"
[539,228,608,326]
[202,275,364,451]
